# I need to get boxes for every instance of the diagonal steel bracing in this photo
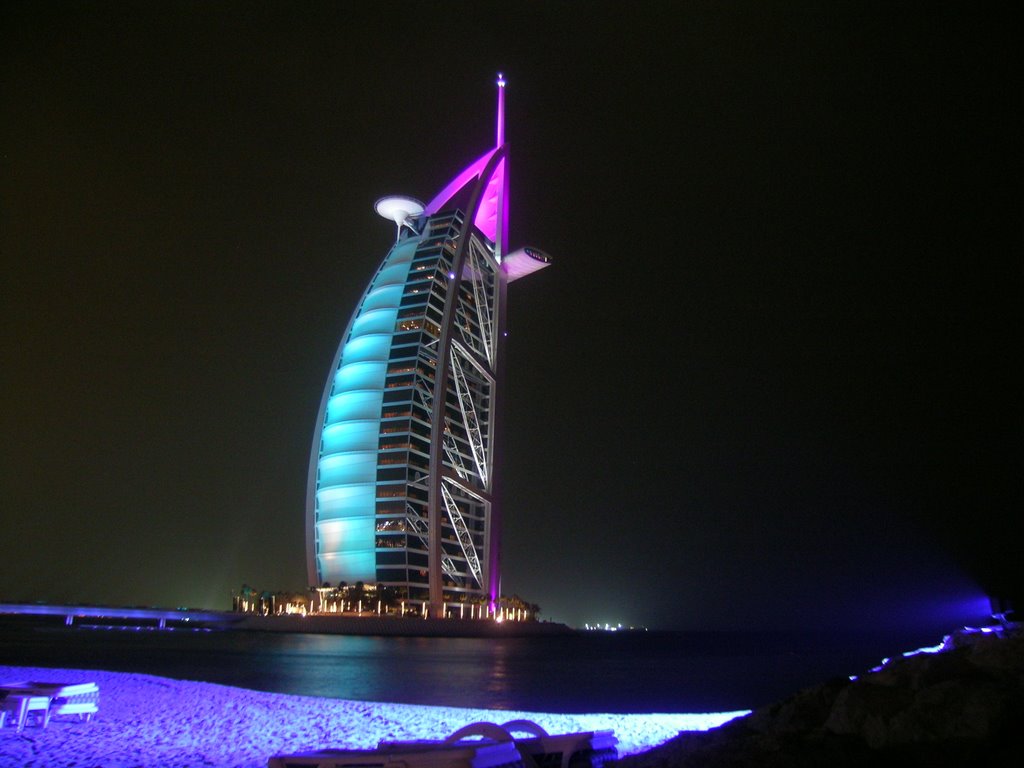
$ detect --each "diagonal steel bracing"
[448,344,489,487]
[465,238,495,363]
[440,481,482,587]
[442,419,472,481]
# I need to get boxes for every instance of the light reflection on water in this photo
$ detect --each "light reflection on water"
[484,640,513,709]
[0,624,984,713]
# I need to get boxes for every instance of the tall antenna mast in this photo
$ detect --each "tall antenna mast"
[496,73,506,147]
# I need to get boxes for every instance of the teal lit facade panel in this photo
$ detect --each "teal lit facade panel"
[321,420,380,454]
[316,484,377,517]
[340,334,392,364]
[351,309,399,336]
[361,284,404,313]
[334,362,387,392]
[326,391,382,423]
[376,261,414,286]
[318,452,379,487]
[309,237,417,587]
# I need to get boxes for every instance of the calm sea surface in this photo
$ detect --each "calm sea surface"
[0,625,947,713]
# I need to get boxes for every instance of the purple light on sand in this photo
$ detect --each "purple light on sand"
[0,665,747,766]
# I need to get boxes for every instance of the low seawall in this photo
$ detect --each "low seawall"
[232,613,575,637]
[0,603,574,638]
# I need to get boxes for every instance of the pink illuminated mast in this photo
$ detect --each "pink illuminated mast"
[423,73,510,256]
[493,73,509,259]
[496,72,506,147]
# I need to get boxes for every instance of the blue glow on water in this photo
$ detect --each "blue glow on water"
[0,628,963,714]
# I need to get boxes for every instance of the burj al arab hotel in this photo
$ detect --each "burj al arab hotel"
[306,76,551,617]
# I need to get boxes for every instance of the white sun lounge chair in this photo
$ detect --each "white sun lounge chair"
[267,719,617,768]
[0,691,51,733]
[266,737,522,768]
[436,720,618,768]
[0,682,99,732]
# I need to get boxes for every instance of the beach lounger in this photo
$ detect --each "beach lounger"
[0,691,52,733]
[268,720,617,768]
[0,682,99,732]
[442,721,618,768]
[266,737,523,768]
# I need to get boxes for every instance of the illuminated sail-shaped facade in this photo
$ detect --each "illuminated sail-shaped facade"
[306,77,551,615]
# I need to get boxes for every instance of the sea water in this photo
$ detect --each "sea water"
[0,623,950,713]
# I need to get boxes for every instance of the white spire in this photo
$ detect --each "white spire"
[496,73,506,147]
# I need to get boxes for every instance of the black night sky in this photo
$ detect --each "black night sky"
[3,1,1020,631]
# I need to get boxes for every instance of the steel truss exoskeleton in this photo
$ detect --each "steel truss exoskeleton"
[425,145,508,616]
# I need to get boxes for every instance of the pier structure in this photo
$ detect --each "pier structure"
[0,602,238,630]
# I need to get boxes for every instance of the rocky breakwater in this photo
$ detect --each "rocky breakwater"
[618,625,1023,767]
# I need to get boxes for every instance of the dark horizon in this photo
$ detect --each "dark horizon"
[3,2,1019,631]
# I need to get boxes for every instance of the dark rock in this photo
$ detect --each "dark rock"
[745,676,849,735]
[886,676,1019,744]
[824,681,915,746]
[869,645,975,691]
[613,625,1023,768]
[966,631,1024,684]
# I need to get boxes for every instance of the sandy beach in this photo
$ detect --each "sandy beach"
[0,665,746,768]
